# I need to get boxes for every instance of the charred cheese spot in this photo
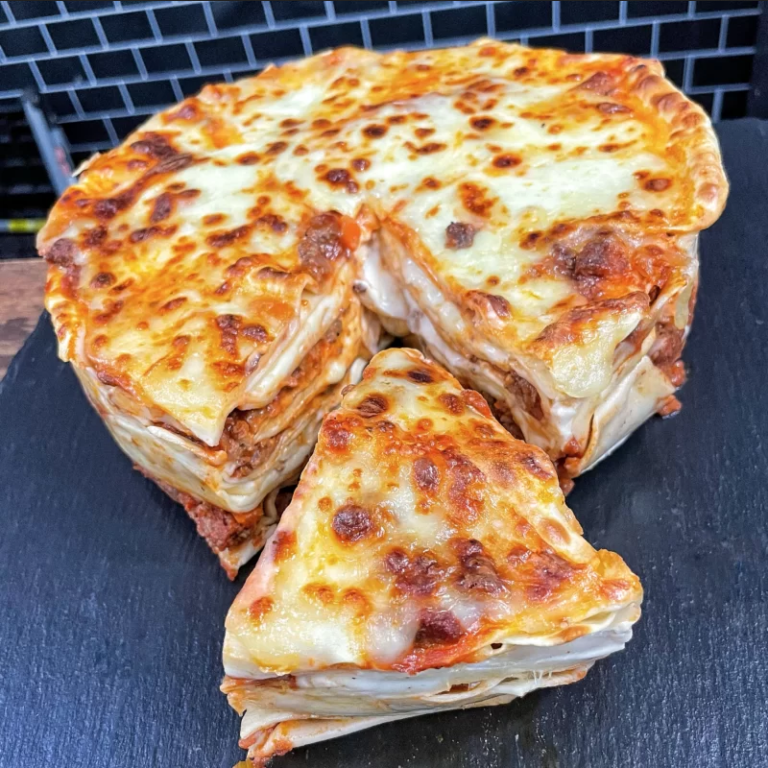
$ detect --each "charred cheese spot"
[265,141,288,155]
[241,324,268,342]
[492,153,521,169]
[600,578,632,601]
[271,530,296,563]
[520,451,554,480]
[93,300,124,324]
[470,116,495,131]
[167,103,198,121]
[249,596,273,621]
[469,290,511,318]
[438,392,464,415]
[341,588,371,613]
[413,457,439,492]
[151,153,194,175]
[407,368,433,384]
[212,360,244,378]
[578,71,616,95]
[415,610,462,646]
[445,450,485,520]
[253,213,288,233]
[351,157,370,171]
[236,152,260,165]
[507,546,577,602]
[645,177,672,191]
[543,519,569,546]
[406,141,447,155]
[574,235,629,279]
[93,198,123,220]
[150,192,173,223]
[419,176,441,191]
[83,227,107,248]
[207,225,250,249]
[323,419,352,452]
[215,314,241,354]
[332,504,373,543]
[459,182,495,217]
[45,238,76,266]
[323,168,359,194]
[520,231,541,249]
[357,393,389,418]
[363,124,387,138]
[303,583,335,605]
[90,272,115,289]
[455,539,504,595]
[129,227,158,243]
[597,101,631,114]
[386,549,442,596]
[130,134,175,158]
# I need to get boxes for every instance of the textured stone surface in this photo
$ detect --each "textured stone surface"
[0,120,766,767]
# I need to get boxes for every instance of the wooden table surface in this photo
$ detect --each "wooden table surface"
[0,259,47,381]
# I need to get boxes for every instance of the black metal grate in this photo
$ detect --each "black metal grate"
[0,0,762,229]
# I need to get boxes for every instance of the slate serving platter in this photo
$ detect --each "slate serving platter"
[1,119,767,768]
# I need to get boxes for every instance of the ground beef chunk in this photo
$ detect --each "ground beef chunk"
[298,212,348,280]
[504,370,543,420]
[220,411,281,479]
[145,475,259,555]
[445,222,476,249]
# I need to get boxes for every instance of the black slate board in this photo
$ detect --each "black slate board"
[1,119,767,768]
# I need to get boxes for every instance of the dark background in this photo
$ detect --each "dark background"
[1,114,767,765]
[0,0,765,257]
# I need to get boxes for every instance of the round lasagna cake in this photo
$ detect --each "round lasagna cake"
[38,40,727,574]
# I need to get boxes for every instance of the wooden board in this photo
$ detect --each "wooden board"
[0,259,47,380]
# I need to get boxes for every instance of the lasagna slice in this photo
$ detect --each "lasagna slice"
[222,348,643,763]
[38,112,382,575]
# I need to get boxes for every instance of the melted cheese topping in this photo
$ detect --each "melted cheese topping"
[224,348,642,677]
[75,306,374,514]
[40,40,726,450]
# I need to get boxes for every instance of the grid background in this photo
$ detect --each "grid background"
[0,0,762,226]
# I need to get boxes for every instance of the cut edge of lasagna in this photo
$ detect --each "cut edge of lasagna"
[221,347,643,763]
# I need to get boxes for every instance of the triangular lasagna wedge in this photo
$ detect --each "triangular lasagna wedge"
[222,348,643,764]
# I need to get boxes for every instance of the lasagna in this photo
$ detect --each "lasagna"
[39,40,726,572]
[222,348,643,763]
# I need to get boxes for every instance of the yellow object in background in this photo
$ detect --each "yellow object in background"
[0,219,45,234]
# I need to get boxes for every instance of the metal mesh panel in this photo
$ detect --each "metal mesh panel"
[0,0,761,223]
